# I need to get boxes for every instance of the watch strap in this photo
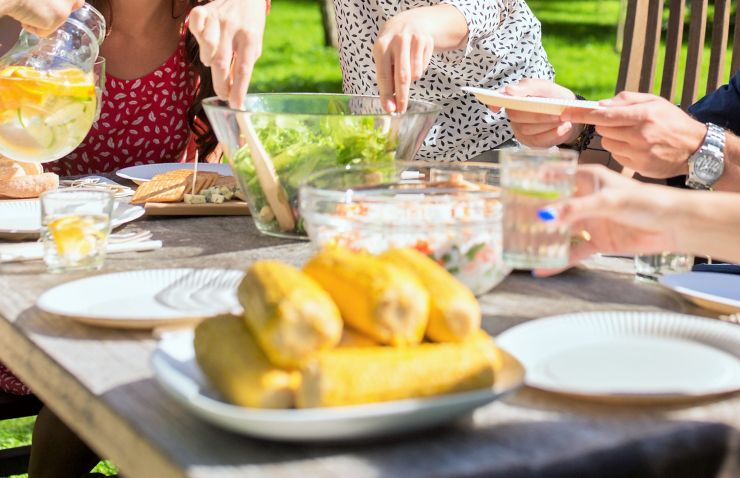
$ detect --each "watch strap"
[686,123,725,190]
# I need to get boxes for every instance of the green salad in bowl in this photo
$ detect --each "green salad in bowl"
[203,94,440,238]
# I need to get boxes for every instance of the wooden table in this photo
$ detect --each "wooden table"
[1,214,740,478]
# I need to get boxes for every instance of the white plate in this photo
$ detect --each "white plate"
[151,332,525,442]
[497,311,740,402]
[116,163,233,184]
[462,87,604,115]
[660,272,740,314]
[0,199,144,239]
[37,268,244,329]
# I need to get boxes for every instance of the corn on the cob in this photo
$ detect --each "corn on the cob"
[338,327,378,348]
[380,248,481,342]
[303,247,429,346]
[296,332,497,408]
[238,260,342,368]
[194,315,299,408]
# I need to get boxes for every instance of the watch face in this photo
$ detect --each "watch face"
[694,154,724,181]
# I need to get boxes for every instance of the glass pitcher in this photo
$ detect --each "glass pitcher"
[0,4,106,163]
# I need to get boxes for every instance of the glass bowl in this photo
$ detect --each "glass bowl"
[300,162,511,295]
[202,94,441,239]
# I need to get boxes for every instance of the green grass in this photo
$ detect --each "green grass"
[1,1,734,475]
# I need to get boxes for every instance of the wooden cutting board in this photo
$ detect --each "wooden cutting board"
[144,201,251,216]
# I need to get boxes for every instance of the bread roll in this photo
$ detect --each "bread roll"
[0,162,25,181]
[0,172,59,198]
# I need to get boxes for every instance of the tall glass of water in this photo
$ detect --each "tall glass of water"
[634,253,694,280]
[501,148,578,269]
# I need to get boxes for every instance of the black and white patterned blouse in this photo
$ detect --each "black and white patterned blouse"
[334,0,554,161]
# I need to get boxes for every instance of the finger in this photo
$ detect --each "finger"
[198,13,221,67]
[517,126,573,148]
[189,7,208,38]
[393,36,412,113]
[422,40,433,70]
[514,121,565,137]
[506,110,562,124]
[605,91,659,107]
[22,25,52,37]
[410,35,424,81]
[489,106,502,113]
[229,36,258,108]
[599,136,643,161]
[561,104,648,127]
[212,23,236,102]
[373,40,395,113]
[596,125,647,145]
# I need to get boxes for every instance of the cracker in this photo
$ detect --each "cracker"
[213,175,236,188]
[131,177,188,204]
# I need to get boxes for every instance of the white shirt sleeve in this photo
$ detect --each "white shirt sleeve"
[439,0,506,61]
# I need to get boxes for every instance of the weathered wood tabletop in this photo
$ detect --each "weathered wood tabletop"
[1,213,739,478]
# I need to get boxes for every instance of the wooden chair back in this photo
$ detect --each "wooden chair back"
[617,0,738,108]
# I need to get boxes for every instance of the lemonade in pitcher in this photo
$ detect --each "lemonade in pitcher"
[0,66,96,163]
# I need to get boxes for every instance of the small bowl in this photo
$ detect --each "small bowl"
[202,94,441,239]
[300,162,511,295]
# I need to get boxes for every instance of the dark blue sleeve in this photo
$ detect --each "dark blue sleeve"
[688,70,740,135]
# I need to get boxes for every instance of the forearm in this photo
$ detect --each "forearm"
[404,5,468,52]
[673,190,740,262]
[713,131,740,192]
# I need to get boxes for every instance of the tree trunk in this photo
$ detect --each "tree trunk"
[319,0,339,48]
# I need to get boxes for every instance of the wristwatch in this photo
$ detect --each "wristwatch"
[686,122,725,190]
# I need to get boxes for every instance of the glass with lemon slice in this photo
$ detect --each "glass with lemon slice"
[40,190,114,272]
[500,148,578,269]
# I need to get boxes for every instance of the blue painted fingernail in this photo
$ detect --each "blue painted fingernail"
[537,207,557,222]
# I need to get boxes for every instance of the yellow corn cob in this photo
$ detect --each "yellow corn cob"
[238,260,343,368]
[380,248,481,342]
[194,315,300,408]
[303,247,429,346]
[297,332,497,408]
[338,327,378,348]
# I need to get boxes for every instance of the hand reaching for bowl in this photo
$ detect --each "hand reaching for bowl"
[189,0,269,108]
[490,79,585,148]
[374,5,468,113]
[1,0,84,37]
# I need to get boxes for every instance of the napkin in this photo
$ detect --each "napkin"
[0,240,162,263]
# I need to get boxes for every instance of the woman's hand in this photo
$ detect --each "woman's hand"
[189,0,268,108]
[374,5,467,113]
[491,79,584,148]
[1,0,84,37]
[533,165,680,277]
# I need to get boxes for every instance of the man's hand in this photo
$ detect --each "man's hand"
[2,0,85,37]
[562,92,708,178]
[490,79,584,148]
[189,0,267,108]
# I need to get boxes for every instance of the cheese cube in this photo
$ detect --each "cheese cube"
[184,194,206,204]
[209,193,225,204]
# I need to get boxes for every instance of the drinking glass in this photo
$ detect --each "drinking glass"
[634,253,694,280]
[501,148,578,269]
[40,190,114,273]
[93,56,106,122]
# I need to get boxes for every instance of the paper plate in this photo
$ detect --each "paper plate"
[151,331,525,442]
[660,272,740,314]
[497,311,740,403]
[0,199,144,240]
[462,87,604,115]
[116,163,233,184]
[37,268,244,329]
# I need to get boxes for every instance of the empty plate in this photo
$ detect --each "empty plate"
[116,163,233,184]
[660,272,740,314]
[37,268,244,329]
[497,311,740,402]
[462,87,604,115]
[151,331,525,442]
